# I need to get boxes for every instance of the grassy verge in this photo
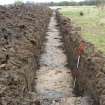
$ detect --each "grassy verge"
[60,6,105,54]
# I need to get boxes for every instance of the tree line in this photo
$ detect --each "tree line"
[14,0,105,9]
[43,0,105,6]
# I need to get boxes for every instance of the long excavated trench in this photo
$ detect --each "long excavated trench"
[35,11,93,105]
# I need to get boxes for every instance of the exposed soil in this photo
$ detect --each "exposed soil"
[0,4,52,104]
[56,11,105,105]
[0,4,104,105]
[35,11,93,105]
[36,12,74,98]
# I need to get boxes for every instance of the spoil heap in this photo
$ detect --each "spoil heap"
[0,4,52,104]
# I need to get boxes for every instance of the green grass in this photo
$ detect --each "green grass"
[60,6,105,54]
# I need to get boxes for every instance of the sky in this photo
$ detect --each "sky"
[0,0,85,5]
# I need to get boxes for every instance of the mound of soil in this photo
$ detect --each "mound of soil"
[0,4,52,104]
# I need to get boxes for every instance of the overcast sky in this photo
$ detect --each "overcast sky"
[0,0,85,5]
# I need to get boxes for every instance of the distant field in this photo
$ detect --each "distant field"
[60,6,105,54]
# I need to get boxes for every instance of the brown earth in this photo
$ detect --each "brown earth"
[56,11,105,105]
[0,4,52,104]
[0,4,105,105]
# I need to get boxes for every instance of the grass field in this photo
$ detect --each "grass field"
[60,6,105,54]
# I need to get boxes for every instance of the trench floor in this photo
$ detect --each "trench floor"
[35,12,93,105]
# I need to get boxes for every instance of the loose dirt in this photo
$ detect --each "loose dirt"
[0,4,51,104]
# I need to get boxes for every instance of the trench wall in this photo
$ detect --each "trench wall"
[56,12,105,105]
